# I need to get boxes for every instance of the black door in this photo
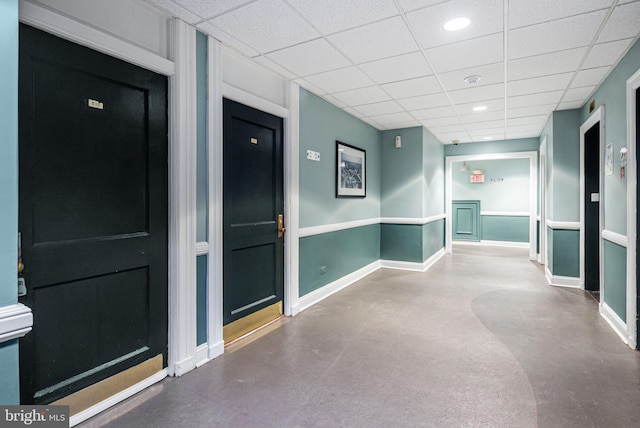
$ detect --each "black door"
[636,87,640,337]
[18,25,168,404]
[223,99,284,327]
[584,123,600,291]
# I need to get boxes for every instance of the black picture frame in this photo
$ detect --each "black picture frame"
[336,141,366,198]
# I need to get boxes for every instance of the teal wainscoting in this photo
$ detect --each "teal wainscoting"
[381,224,423,262]
[549,229,580,278]
[603,240,626,320]
[196,255,207,346]
[482,216,529,242]
[0,340,19,404]
[422,219,445,261]
[299,224,380,297]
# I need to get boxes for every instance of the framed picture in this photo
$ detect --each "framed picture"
[336,141,366,198]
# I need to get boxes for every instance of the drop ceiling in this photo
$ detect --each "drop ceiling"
[144,0,640,144]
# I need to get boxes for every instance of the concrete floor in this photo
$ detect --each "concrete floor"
[81,245,640,427]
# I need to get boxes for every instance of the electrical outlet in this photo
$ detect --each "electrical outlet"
[306,150,320,161]
[320,266,327,275]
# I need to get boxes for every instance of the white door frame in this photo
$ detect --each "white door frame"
[626,68,640,349]
[579,107,604,294]
[539,137,547,265]
[445,151,538,260]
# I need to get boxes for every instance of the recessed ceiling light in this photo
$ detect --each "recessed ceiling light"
[483,136,493,140]
[444,17,470,31]
[473,105,488,112]
[464,75,482,84]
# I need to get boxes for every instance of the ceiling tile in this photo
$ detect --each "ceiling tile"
[557,100,585,110]
[465,120,505,131]
[172,0,255,20]
[370,111,417,125]
[406,0,503,49]
[429,124,468,134]
[381,76,441,99]
[425,33,503,73]
[252,56,297,79]
[508,73,573,97]
[508,91,564,108]
[320,94,348,108]
[572,67,610,88]
[507,115,549,127]
[508,48,587,80]
[332,86,391,106]
[469,128,505,136]
[147,0,201,23]
[196,21,259,57]
[597,1,640,43]
[359,52,432,84]
[507,104,556,119]
[583,39,634,69]
[434,132,472,143]
[328,16,418,64]
[343,107,364,118]
[506,131,539,139]
[421,116,463,128]
[506,124,544,134]
[438,62,504,92]
[455,98,505,115]
[209,0,319,53]
[508,0,612,29]
[359,117,384,129]
[397,93,451,110]
[286,0,400,34]
[508,10,607,59]
[411,105,457,119]
[353,100,404,116]
[294,78,328,96]
[460,110,505,124]
[396,0,446,13]
[266,38,350,76]
[562,86,596,102]
[305,67,374,93]
[448,83,504,104]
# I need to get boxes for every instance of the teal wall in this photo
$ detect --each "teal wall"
[196,255,207,346]
[380,127,423,218]
[299,225,380,296]
[196,31,208,242]
[422,219,445,261]
[549,229,580,278]
[552,110,580,221]
[381,224,422,262]
[0,0,19,404]
[604,240,626,320]
[444,137,539,156]
[581,39,640,235]
[452,158,530,212]
[299,89,381,227]
[482,216,529,242]
[423,128,445,217]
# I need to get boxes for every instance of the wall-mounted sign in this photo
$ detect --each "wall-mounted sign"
[470,174,484,183]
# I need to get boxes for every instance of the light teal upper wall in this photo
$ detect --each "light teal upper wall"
[196,31,207,242]
[452,158,530,212]
[443,137,539,156]
[581,39,640,235]
[380,127,423,218]
[0,0,20,405]
[299,89,381,227]
[540,115,554,219]
[423,128,445,217]
[552,110,581,221]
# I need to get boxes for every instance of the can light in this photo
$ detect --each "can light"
[472,105,488,112]
[444,17,470,31]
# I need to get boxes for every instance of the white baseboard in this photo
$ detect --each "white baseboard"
[70,369,167,427]
[208,340,224,360]
[480,240,529,248]
[171,355,196,377]
[381,248,445,272]
[195,343,209,368]
[295,261,381,314]
[545,267,582,288]
[600,302,629,345]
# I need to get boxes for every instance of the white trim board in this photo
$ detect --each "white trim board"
[626,67,640,349]
[601,230,628,248]
[381,248,445,272]
[299,215,446,238]
[453,240,530,248]
[380,214,446,225]
[293,261,381,315]
[546,220,581,230]
[545,267,582,288]
[445,151,538,261]
[0,304,33,344]
[480,211,529,217]
[600,302,629,346]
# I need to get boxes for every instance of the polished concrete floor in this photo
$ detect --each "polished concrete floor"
[81,245,640,427]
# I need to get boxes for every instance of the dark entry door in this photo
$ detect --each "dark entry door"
[584,123,600,291]
[18,25,168,404]
[223,99,284,328]
[452,200,481,241]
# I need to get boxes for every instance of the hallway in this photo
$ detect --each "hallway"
[81,246,640,428]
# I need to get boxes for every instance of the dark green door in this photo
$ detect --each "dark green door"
[452,200,481,241]
[584,123,600,291]
[18,25,168,404]
[223,99,284,326]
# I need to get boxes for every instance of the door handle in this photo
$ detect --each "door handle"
[277,214,286,238]
[18,232,24,274]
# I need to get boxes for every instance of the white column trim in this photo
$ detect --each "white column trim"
[222,83,289,119]
[601,230,628,248]
[546,220,581,230]
[0,304,33,343]
[207,37,224,360]
[19,1,175,76]
[626,67,640,349]
[545,267,582,288]
[285,82,300,316]
[167,19,197,377]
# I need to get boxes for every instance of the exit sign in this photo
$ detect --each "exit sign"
[470,174,484,183]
